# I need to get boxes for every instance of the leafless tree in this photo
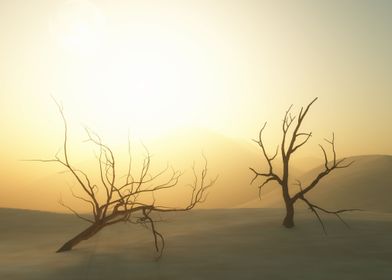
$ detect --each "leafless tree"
[250,97,358,231]
[32,101,216,257]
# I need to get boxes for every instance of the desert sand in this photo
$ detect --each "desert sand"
[1,207,391,280]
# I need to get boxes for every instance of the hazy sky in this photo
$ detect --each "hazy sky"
[0,0,391,209]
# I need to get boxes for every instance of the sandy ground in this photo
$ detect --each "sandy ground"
[0,208,391,280]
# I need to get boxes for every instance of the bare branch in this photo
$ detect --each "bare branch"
[251,97,356,230]
[33,100,217,255]
[250,122,282,189]
[292,134,354,202]
[142,208,165,260]
[291,132,312,153]
[299,194,360,234]
[58,195,94,224]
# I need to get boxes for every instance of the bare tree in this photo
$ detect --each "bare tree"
[32,101,216,257]
[250,98,357,231]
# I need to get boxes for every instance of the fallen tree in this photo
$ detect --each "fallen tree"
[34,101,216,258]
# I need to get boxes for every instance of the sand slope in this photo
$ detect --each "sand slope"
[1,207,392,280]
[20,129,267,211]
[240,155,392,212]
[6,129,311,212]
[149,128,264,208]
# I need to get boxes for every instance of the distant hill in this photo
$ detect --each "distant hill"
[146,127,264,208]
[239,155,392,213]
[23,127,269,211]
[19,127,373,211]
[148,127,309,208]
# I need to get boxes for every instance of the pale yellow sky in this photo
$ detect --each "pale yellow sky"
[0,0,391,210]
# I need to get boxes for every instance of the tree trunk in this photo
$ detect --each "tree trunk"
[56,223,104,253]
[283,200,295,228]
[282,179,295,228]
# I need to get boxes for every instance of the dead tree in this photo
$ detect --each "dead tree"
[250,97,357,231]
[33,102,216,257]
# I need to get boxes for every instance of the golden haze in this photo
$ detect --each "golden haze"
[0,0,391,211]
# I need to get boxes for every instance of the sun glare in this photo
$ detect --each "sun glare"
[50,0,105,56]
[48,0,218,140]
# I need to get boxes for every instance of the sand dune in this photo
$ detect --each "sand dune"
[8,128,316,212]
[19,129,268,211]
[9,129,391,213]
[147,128,264,208]
[1,207,392,280]
[240,155,392,212]
[121,128,304,208]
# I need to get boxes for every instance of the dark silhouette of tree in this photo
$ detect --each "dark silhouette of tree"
[250,97,357,231]
[33,101,216,257]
